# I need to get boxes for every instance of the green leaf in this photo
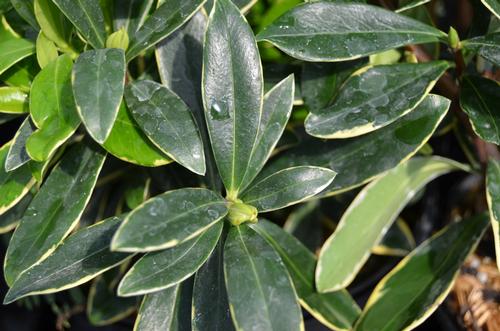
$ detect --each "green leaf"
[35,31,58,68]
[27,54,79,162]
[396,0,431,13]
[224,224,303,331]
[0,141,34,216]
[205,0,257,13]
[481,0,500,19]
[4,141,106,285]
[0,86,28,114]
[5,117,35,171]
[102,102,172,167]
[487,160,500,270]
[460,75,500,145]
[51,0,107,49]
[372,219,416,256]
[316,157,469,293]
[118,223,223,296]
[34,0,72,50]
[1,57,38,92]
[0,38,34,76]
[0,192,31,234]
[241,166,335,212]
[87,268,138,326]
[256,3,446,61]
[112,188,228,252]
[259,94,450,197]
[464,33,500,67]
[192,233,234,331]
[354,214,489,331]
[73,49,126,143]
[305,61,449,139]
[239,75,295,192]
[203,0,263,198]
[10,0,39,29]
[113,0,153,35]
[126,0,205,61]
[252,220,361,330]
[3,215,130,304]
[125,80,206,175]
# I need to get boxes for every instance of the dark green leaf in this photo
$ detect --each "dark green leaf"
[487,160,500,270]
[73,48,126,143]
[4,141,106,285]
[10,0,39,29]
[113,0,153,35]
[252,220,361,330]
[203,0,263,198]
[224,224,303,331]
[3,215,131,304]
[305,61,449,139]
[480,0,500,19]
[257,3,446,61]
[112,188,227,252]
[354,214,489,331]
[118,223,223,296]
[125,80,205,175]
[241,166,335,212]
[0,86,28,114]
[460,75,500,145]
[0,192,31,234]
[5,117,35,171]
[463,33,500,67]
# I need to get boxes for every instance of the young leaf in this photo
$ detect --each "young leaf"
[118,223,223,297]
[0,193,31,234]
[0,141,34,216]
[73,49,126,144]
[112,188,228,252]
[486,160,500,270]
[252,220,362,331]
[0,86,28,113]
[259,94,450,197]
[4,141,106,285]
[462,33,499,67]
[126,0,205,61]
[241,166,336,212]
[102,102,172,167]
[113,0,153,35]
[203,0,263,198]
[316,157,470,293]
[305,61,449,139]
[27,54,79,162]
[460,75,500,145]
[0,38,34,76]
[239,75,295,192]
[35,31,58,68]
[3,215,130,304]
[124,80,206,175]
[224,224,304,331]
[354,214,489,331]
[5,117,35,171]
[256,3,446,61]
[34,0,72,50]
[481,0,500,19]
[51,0,107,49]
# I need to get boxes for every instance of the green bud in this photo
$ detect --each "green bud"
[106,27,129,51]
[448,26,460,50]
[228,201,258,226]
[404,51,418,64]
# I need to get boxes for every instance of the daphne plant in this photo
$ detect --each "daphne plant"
[0,0,499,330]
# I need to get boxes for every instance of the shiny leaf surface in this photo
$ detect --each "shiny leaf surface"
[0,86,28,114]
[5,117,35,171]
[0,38,34,76]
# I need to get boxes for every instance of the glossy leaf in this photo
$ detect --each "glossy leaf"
[203,0,263,198]
[224,224,303,331]
[256,3,446,61]
[118,223,223,296]
[112,188,227,252]
[35,31,58,69]
[125,80,205,175]
[260,94,450,197]
[0,86,28,114]
[102,102,172,167]
[126,0,205,61]
[27,54,79,162]
[51,0,106,49]
[354,214,489,331]
[252,220,361,330]
[113,0,153,35]
[460,75,500,145]
[463,33,500,67]
[10,0,39,29]
[481,0,500,19]
[3,216,130,304]
[0,37,34,76]
[5,117,35,171]
[241,166,336,212]
[0,141,34,216]
[34,0,72,49]
[239,75,295,192]
[316,157,469,293]
[4,141,106,285]
[305,61,449,139]
[73,48,126,143]
[0,192,31,234]
[487,160,500,269]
